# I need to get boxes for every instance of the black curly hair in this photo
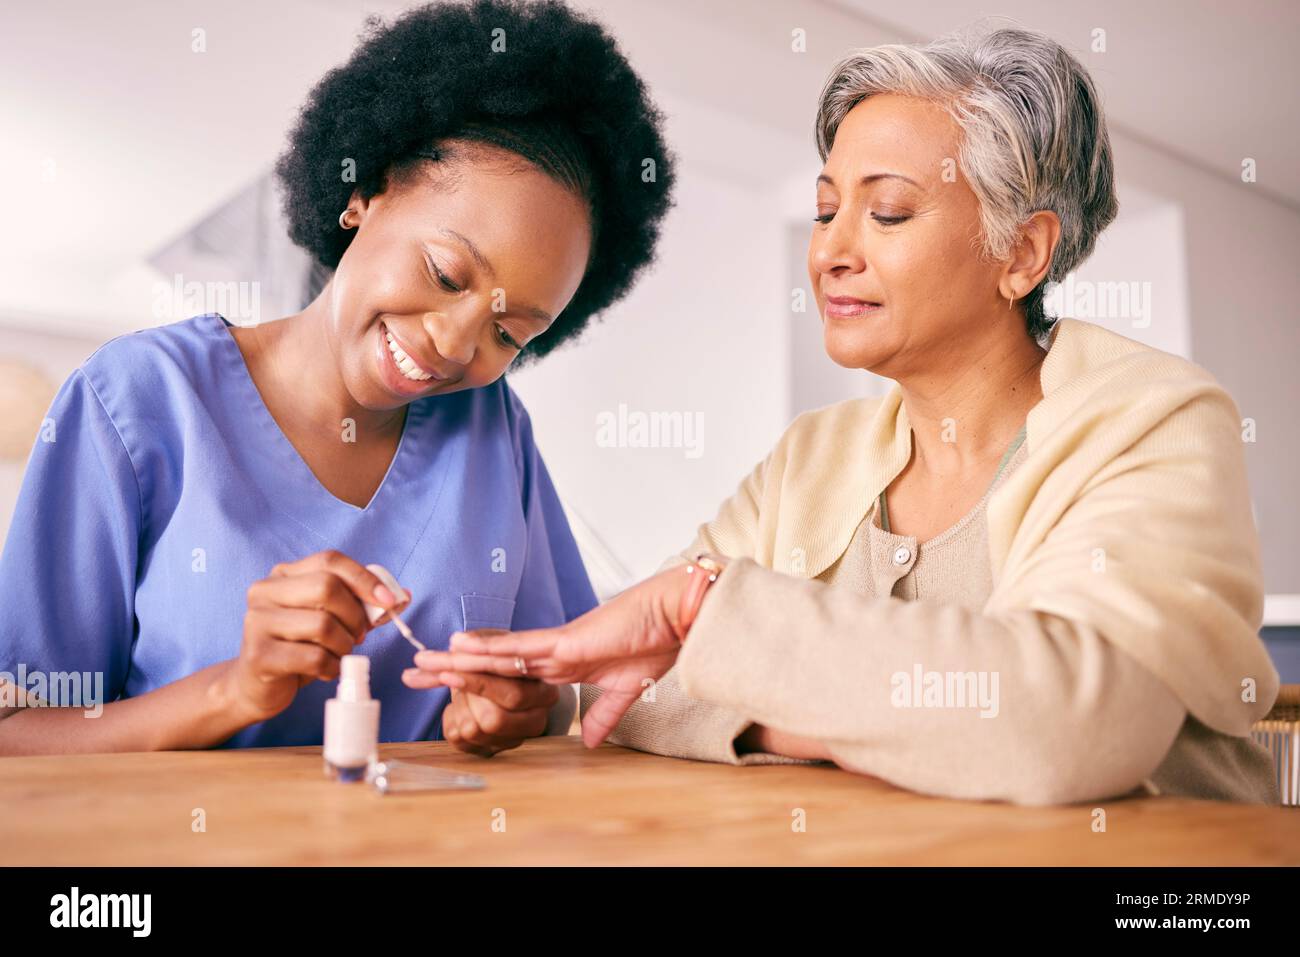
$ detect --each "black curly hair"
[275,0,676,363]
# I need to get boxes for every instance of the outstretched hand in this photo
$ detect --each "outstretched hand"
[407,565,697,746]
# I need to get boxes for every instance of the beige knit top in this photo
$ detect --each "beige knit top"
[581,424,1279,806]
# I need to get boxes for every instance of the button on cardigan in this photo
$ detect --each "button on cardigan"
[582,318,1279,805]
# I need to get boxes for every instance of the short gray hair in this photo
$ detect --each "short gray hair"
[815,26,1118,341]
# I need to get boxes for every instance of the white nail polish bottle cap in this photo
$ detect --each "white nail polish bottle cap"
[337,654,371,703]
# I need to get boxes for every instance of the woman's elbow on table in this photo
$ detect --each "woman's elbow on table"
[992,700,1186,807]
[822,726,1178,807]
[818,677,1187,807]
[1004,735,1181,807]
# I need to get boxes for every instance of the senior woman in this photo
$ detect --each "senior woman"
[407,27,1280,805]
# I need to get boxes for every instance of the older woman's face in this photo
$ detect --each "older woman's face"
[329,146,591,410]
[809,93,1008,376]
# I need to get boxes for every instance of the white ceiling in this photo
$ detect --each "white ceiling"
[1,0,1295,335]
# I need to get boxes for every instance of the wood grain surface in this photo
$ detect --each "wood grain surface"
[3,735,1297,865]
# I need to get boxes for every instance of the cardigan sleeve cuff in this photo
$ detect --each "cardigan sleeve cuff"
[676,556,790,711]
[578,676,814,767]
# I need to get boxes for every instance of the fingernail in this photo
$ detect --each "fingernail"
[373,584,397,607]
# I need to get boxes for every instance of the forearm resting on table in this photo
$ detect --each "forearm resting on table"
[0,660,254,755]
[677,558,1188,805]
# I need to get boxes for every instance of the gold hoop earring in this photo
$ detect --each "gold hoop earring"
[1007,293,1014,310]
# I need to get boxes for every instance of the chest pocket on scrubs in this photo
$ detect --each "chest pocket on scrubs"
[460,594,517,631]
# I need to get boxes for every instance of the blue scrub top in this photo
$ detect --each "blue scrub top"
[0,313,598,748]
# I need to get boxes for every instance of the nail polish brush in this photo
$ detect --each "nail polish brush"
[363,563,426,652]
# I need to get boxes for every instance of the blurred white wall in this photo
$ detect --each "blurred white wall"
[508,90,800,582]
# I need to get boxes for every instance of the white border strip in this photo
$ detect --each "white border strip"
[1263,595,1300,628]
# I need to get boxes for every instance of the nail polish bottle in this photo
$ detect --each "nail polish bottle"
[323,655,380,781]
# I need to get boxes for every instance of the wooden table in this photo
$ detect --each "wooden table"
[3,736,1297,865]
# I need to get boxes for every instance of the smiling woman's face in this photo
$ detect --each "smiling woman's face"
[808,93,1009,378]
[327,143,592,410]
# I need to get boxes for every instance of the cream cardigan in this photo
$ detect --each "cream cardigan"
[582,318,1279,802]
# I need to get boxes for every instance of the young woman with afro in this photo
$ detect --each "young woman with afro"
[0,0,674,758]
